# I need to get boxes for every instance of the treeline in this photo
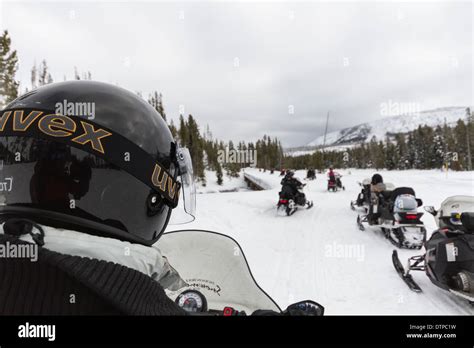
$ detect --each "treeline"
[171,113,283,186]
[284,110,474,172]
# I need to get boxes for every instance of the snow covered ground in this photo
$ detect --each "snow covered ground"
[166,168,474,315]
[196,170,249,194]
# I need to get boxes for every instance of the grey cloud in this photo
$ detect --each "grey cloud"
[2,1,472,147]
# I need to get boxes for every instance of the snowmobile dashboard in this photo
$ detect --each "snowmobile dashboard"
[174,288,325,316]
[159,229,324,316]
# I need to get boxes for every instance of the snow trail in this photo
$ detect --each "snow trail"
[169,169,474,314]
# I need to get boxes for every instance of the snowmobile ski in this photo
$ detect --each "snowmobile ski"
[357,215,366,231]
[448,289,474,303]
[392,250,422,292]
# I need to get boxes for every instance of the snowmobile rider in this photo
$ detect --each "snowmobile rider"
[367,173,387,224]
[306,168,316,180]
[0,81,316,316]
[327,167,343,188]
[280,171,307,205]
[370,173,385,193]
[328,167,335,182]
[0,81,196,315]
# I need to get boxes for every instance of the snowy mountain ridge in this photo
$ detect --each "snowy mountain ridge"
[307,106,469,148]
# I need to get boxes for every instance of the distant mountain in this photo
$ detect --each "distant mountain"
[307,107,469,148]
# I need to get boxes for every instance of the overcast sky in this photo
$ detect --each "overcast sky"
[1,1,472,147]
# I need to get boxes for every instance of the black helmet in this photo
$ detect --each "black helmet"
[285,170,294,178]
[0,81,195,246]
[371,173,383,185]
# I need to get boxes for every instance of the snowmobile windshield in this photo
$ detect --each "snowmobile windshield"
[168,147,196,225]
[393,194,418,212]
[157,230,281,314]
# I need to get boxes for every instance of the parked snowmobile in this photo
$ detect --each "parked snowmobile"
[159,229,325,315]
[392,196,474,303]
[277,173,313,216]
[357,186,426,249]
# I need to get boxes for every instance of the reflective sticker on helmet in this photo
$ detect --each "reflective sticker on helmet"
[0,111,12,131]
[151,164,168,192]
[71,121,112,154]
[38,114,77,137]
[13,110,44,131]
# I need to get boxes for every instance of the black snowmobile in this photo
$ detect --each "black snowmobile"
[306,168,316,181]
[357,186,426,249]
[392,196,474,303]
[277,177,313,216]
[159,229,325,315]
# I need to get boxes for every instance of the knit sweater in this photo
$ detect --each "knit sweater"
[0,234,185,315]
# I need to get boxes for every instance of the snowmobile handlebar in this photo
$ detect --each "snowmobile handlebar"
[184,300,325,316]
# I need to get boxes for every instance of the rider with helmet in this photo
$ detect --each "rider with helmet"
[0,81,195,315]
[280,170,307,206]
[367,173,386,224]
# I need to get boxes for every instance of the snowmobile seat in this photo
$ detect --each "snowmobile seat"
[390,187,416,201]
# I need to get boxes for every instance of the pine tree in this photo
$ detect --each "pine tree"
[169,119,178,139]
[0,30,19,108]
[38,60,53,86]
[432,126,445,169]
[74,67,80,80]
[31,63,38,89]
[178,115,188,147]
[148,91,166,121]
[216,161,223,185]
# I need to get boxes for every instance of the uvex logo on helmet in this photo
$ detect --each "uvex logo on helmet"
[0,110,111,154]
[0,109,180,205]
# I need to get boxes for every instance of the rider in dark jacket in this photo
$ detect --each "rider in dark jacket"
[280,171,306,205]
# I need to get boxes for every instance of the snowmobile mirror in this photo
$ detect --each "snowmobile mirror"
[424,206,437,216]
[284,300,325,316]
[416,198,423,207]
